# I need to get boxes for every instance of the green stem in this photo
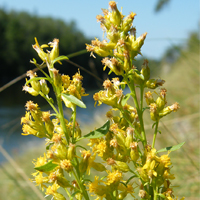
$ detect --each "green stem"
[153,187,158,200]
[56,93,70,144]
[72,106,77,143]
[39,92,59,115]
[150,185,154,200]
[152,121,159,148]
[64,187,72,199]
[120,108,143,141]
[72,170,90,200]
[139,84,147,145]
[67,49,87,59]
[124,76,147,147]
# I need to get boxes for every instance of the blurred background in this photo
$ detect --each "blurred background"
[0,0,199,199]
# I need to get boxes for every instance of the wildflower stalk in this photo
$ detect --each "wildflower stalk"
[56,93,70,144]
[72,169,90,200]
[72,105,77,143]
[64,187,72,199]
[152,120,159,148]
[21,1,185,200]
[124,75,147,147]
[39,91,59,115]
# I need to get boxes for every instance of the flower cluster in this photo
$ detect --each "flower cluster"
[21,1,184,200]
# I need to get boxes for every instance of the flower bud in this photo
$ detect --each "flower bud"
[156,96,165,111]
[53,143,68,160]
[130,142,139,162]
[42,111,54,136]
[49,38,60,62]
[115,161,130,172]
[91,162,106,172]
[145,79,165,89]
[60,159,73,172]
[145,91,154,105]
[130,32,147,58]
[51,68,62,88]
[79,150,91,174]
[131,69,145,85]
[159,102,180,118]
[125,127,134,148]
[102,57,124,75]
[67,143,75,160]
[54,193,66,200]
[22,85,39,96]
[122,12,136,33]
[149,103,159,121]
[109,1,121,26]
[40,79,50,95]
[139,190,149,199]
[141,59,150,81]
[32,37,48,62]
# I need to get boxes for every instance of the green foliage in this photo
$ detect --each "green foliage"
[0,9,98,88]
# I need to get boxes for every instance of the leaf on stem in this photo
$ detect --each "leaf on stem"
[62,93,86,108]
[121,93,131,107]
[81,120,110,139]
[157,142,185,153]
[52,55,69,65]
[34,160,58,172]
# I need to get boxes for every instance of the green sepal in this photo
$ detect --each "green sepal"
[34,160,58,172]
[52,55,69,65]
[62,93,86,108]
[157,142,185,153]
[121,93,131,107]
[79,121,110,140]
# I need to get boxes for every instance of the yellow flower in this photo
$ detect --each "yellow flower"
[32,37,49,62]
[32,172,48,191]
[87,176,107,200]
[45,182,66,200]
[32,153,47,168]
[106,170,122,185]
[48,38,60,62]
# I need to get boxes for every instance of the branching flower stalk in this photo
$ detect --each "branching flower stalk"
[21,1,185,200]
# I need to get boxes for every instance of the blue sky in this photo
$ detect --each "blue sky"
[0,0,199,59]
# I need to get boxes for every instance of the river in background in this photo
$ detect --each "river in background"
[0,84,110,163]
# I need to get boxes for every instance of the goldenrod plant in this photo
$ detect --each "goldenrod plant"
[21,1,185,199]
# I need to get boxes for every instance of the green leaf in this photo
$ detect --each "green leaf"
[62,93,86,108]
[52,55,69,64]
[82,121,110,139]
[34,160,58,172]
[121,93,131,107]
[157,142,185,153]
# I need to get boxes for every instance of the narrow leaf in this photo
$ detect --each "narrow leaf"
[62,93,86,108]
[34,160,58,172]
[52,55,68,64]
[82,121,110,139]
[121,93,131,107]
[157,142,185,153]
